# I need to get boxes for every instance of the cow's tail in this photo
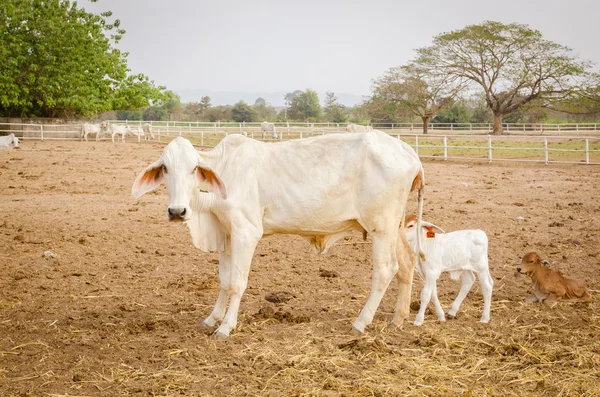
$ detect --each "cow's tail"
[414,166,426,264]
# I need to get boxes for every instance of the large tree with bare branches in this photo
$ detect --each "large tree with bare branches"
[414,21,593,134]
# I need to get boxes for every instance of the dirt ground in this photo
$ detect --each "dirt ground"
[0,139,599,397]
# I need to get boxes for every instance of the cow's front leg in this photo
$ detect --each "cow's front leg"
[202,251,232,329]
[214,232,260,339]
[352,230,398,334]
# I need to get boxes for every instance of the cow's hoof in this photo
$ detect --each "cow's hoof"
[350,326,364,336]
[213,330,229,340]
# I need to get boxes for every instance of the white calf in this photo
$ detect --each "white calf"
[404,215,493,325]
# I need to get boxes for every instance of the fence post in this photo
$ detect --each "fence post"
[488,136,492,163]
[287,121,290,132]
[585,139,589,164]
[443,136,448,160]
[450,123,453,131]
[576,124,579,135]
[201,131,204,146]
[300,130,303,139]
[415,135,419,156]
[40,124,44,141]
[179,128,182,137]
[544,137,548,165]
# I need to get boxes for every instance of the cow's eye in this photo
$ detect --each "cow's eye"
[161,164,167,174]
[192,166,197,174]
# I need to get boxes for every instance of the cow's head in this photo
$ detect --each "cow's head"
[11,135,20,148]
[131,137,227,221]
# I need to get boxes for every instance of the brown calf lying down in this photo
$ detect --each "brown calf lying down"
[517,252,592,307]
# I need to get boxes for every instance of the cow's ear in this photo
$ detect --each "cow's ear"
[132,160,164,198]
[196,156,227,199]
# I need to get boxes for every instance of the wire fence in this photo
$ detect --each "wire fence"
[1,121,599,165]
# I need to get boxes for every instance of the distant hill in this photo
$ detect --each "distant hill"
[175,89,364,107]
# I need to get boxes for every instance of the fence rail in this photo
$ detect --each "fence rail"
[104,120,600,134]
[1,121,599,165]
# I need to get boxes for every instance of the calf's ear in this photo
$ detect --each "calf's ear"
[196,156,227,200]
[132,160,164,198]
[421,221,445,234]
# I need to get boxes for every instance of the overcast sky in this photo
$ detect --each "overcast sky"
[84,0,600,103]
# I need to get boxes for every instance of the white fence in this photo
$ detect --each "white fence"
[1,121,599,165]
[111,120,600,135]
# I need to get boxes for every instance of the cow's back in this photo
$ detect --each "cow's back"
[210,132,421,235]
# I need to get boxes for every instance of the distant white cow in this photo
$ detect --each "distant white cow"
[261,121,277,139]
[132,131,425,339]
[109,124,132,143]
[345,123,373,133]
[0,133,20,148]
[142,123,155,140]
[81,122,107,141]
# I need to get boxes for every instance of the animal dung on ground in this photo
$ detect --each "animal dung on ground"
[319,268,338,278]
[265,291,295,304]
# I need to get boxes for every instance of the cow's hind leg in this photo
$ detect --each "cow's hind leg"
[352,227,399,334]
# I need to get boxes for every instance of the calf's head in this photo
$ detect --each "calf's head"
[131,137,227,221]
[517,252,544,275]
[403,214,445,240]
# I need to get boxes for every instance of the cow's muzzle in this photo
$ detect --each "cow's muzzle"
[168,207,187,221]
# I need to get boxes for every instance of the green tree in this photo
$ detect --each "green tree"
[116,109,142,120]
[231,101,254,122]
[288,89,322,121]
[323,92,348,123]
[414,21,592,134]
[433,101,472,124]
[0,0,166,118]
[370,64,462,133]
[252,98,277,121]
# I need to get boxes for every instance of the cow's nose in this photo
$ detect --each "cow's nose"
[516,267,521,273]
[168,207,187,220]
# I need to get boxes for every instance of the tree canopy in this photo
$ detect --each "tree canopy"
[367,64,462,132]
[0,0,166,118]
[287,89,322,121]
[414,21,594,134]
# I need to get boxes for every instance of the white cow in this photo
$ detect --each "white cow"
[142,123,155,140]
[345,123,373,133]
[404,215,493,326]
[0,133,20,148]
[132,132,425,339]
[109,124,132,143]
[81,122,107,141]
[260,121,277,139]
